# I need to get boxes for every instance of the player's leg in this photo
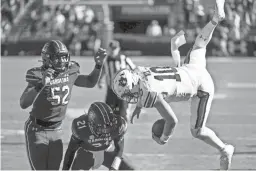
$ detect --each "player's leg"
[170,30,186,67]
[103,151,136,170]
[24,119,49,170]
[185,0,226,67]
[190,91,226,150]
[190,71,234,170]
[47,129,63,170]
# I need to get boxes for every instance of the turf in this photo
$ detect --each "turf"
[1,56,256,170]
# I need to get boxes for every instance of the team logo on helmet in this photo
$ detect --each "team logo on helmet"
[118,73,127,87]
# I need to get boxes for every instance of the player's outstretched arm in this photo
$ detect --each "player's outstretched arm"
[111,117,127,170]
[153,94,178,144]
[97,64,106,89]
[111,136,125,170]
[170,30,186,67]
[74,48,107,88]
[62,135,82,170]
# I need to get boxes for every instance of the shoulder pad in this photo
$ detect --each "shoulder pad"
[69,61,80,74]
[25,67,42,85]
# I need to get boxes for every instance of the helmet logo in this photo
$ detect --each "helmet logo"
[118,73,127,87]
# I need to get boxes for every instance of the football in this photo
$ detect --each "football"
[152,119,165,138]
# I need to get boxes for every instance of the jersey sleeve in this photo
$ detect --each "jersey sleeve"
[138,80,158,108]
[25,67,42,86]
[71,119,81,140]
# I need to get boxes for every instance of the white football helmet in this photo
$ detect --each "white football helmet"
[112,69,140,104]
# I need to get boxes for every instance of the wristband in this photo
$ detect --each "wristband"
[111,157,122,170]
[95,64,102,69]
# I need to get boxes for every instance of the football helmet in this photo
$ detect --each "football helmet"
[41,40,70,72]
[112,69,141,104]
[88,102,118,137]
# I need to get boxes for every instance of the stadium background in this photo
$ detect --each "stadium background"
[1,0,256,170]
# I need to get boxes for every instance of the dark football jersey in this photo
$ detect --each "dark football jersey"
[72,114,127,151]
[26,61,80,122]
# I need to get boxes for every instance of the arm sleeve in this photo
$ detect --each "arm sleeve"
[113,117,127,157]
[74,64,103,88]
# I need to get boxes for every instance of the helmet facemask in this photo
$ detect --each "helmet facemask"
[50,53,70,72]
[41,40,70,72]
[121,82,141,104]
[113,69,142,104]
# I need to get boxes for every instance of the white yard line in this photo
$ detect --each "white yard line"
[227,82,256,89]
[213,93,227,99]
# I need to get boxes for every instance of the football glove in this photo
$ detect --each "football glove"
[94,48,107,67]
[42,68,55,86]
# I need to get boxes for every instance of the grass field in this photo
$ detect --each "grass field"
[1,56,256,170]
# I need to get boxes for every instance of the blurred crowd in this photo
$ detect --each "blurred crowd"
[146,0,256,56]
[1,0,101,55]
[2,0,256,56]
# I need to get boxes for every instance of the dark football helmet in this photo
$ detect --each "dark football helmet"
[88,102,118,137]
[41,40,70,72]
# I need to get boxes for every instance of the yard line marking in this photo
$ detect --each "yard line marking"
[131,57,256,63]
[130,123,256,126]
[1,129,25,135]
[126,153,166,157]
[227,82,256,89]
[124,135,256,141]
[125,153,256,158]
[213,93,227,99]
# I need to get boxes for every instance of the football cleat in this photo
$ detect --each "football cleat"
[220,144,235,170]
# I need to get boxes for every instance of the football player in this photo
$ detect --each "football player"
[112,0,235,170]
[98,40,136,121]
[62,102,135,170]
[20,40,106,170]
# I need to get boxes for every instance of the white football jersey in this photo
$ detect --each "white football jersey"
[135,66,197,108]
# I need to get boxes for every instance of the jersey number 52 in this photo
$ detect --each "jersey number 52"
[50,85,70,105]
